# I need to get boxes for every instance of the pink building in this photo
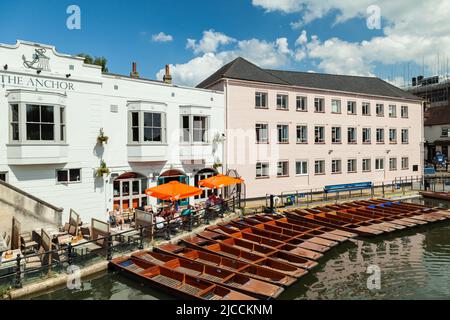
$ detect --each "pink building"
[198,58,424,199]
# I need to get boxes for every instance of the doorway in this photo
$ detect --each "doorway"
[113,172,148,210]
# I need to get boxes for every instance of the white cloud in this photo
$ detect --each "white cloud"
[186,29,236,54]
[156,32,294,86]
[152,32,173,43]
[295,30,307,46]
[252,0,303,13]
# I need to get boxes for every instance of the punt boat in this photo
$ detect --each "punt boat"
[197,230,318,269]
[286,210,382,236]
[180,235,308,278]
[367,199,450,220]
[419,191,450,202]
[109,256,256,300]
[155,243,296,287]
[131,250,284,299]
[206,224,323,260]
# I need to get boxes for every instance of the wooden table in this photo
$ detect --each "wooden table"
[0,250,24,276]
[0,238,8,253]
[72,239,102,256]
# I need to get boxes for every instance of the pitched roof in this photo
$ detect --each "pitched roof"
[425,105,450,126]
[197,57,422,101]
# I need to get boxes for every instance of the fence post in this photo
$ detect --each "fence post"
[15,254,22,289]
[165,221,171,241]
[138,226,144,250]
[106,234,112,261]
[382,182,385,197]
[67,243,73,265]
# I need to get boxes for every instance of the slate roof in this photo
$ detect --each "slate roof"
[197,57,422,101]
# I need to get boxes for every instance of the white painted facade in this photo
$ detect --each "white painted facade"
[0,41,225,223]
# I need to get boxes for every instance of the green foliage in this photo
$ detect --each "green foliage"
[77,53,109,73]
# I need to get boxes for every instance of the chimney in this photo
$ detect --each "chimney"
[130,62,139,78]
[163,64,172,84]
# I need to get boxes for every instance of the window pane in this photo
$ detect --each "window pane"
[69,169,81,182]
[144,113,153,127]
[11,104,19,122]
[26,124,40,140]
[26,105,40,122]
[41,106,54,123]
[144,128,152,141]
[60,125,65,141]
[57,170,68,182]
[132,112,139,127]
[152,128,162,142]
[12,123,19,141]
[132,128,139,142]
[60,108,65,124]
[153,113,161,128]
[41,124,54,140]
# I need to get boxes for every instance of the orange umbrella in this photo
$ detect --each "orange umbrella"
[145,181,203,201]
[198,174,244,189]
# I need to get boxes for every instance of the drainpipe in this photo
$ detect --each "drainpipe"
[224,79,229,175]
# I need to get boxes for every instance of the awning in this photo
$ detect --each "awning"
[145,181,203,201]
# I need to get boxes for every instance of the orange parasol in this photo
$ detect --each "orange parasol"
[198,174,244,189]
[145,181,203,201]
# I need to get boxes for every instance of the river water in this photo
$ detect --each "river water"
[33,198,450,300]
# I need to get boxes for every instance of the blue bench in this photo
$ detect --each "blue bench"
[424,167,436,175]
[324,182,373,194]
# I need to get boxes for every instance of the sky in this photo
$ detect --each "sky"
[0,0,449,87]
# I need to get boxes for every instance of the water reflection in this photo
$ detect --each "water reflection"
[34,198,450,300]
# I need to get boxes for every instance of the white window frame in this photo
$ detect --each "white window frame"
[130,111,167,144]
[347,101,357,115]
[376,103,384,117]
[255,92,268,109]
[389,128,397,144]
[401,105,409,118]
[295,160,308,176]
[256,162,270,178]
[314,97,325,113]
[255,123,269,144]
[277,161,289,177]
[376,128,385,144]
[277,124,289,144]
[401,129,409,144]
[347,127,357,144]
[389,157,398,171]
[277,94,289,110]
[389,105,397,118]
[296,125,308,144]
[362,102,371,116]
[314,160,325,175]
[315,126,325,144]
[401,157,409,170]
[332,159,342,174]
[296,96,307,111]
[331,99,341,114]
[375,158,385,171]
[332,126,342,144]
[362,158,371,172]
[347,159,357,173]
[362,128,371,144]
[56,168,82,185]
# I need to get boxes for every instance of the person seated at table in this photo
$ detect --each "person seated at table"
[155,215,165,230]
[144,205,154,214]
[216,194,229,213]
[110,208,125,229]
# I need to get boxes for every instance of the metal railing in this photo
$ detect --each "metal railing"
[0,197,237,294]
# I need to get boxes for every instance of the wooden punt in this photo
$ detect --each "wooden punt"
[109,256,256,300]
[131,251,284,300]
[155,243,296,287]
[180,235,308,278]
[234,218,332,253]
[286,209,382,236]
[206,224,323,260]
[223,222,324,260]
[197,230,318,270]
[249,217,340,247]
[419,191,450,202]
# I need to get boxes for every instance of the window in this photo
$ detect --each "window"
[132,112,140,142]
[296,161,308,175]
[296,125,308,144]
[315,160,325,175]
[347,159,357,173]
[376,103,384,116]
[347,101,356,115]
[375,158,385,171]
[362,159,371,172]
[401,129,409,144]
[296,96,307,111]
[60,108,66,142]
[256,123,269,143]
[389,105,397,118]
[277,125,289,143]
[389,157,397,171]
[315,126,325,143]
[144,113,163,142]
[441,128,450,137]
[277,161,289,177]
[57,169,81,184]
[255,92,268,109]
[376,128,385,143]
[331,99,341,113]
[362,128,371,144]
[401,157,409,170]
[314,98,325,113]
[277,94,289,110]
[332,159,342,174]
[256,162,269,178]
[26,105,54,141]
[389,129,397,144]
[10,104,19,141]
[332,127,342,143]
[401,106,409,118]
[180,115,206,144]
[347,127,357,144]
[0,172,7,182]
[362,102,371,116]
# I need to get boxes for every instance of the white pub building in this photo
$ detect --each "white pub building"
[0,40,225,222]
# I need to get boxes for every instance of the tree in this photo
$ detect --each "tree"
[77,53,109,73]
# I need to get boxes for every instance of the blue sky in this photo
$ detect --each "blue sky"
[0,0,447,86]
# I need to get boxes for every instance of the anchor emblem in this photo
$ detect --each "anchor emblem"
[22,48,51,72]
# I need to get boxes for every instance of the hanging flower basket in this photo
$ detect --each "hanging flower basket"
[96,160,110,178]
[213,162,223,170]
[97,128,109,145]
